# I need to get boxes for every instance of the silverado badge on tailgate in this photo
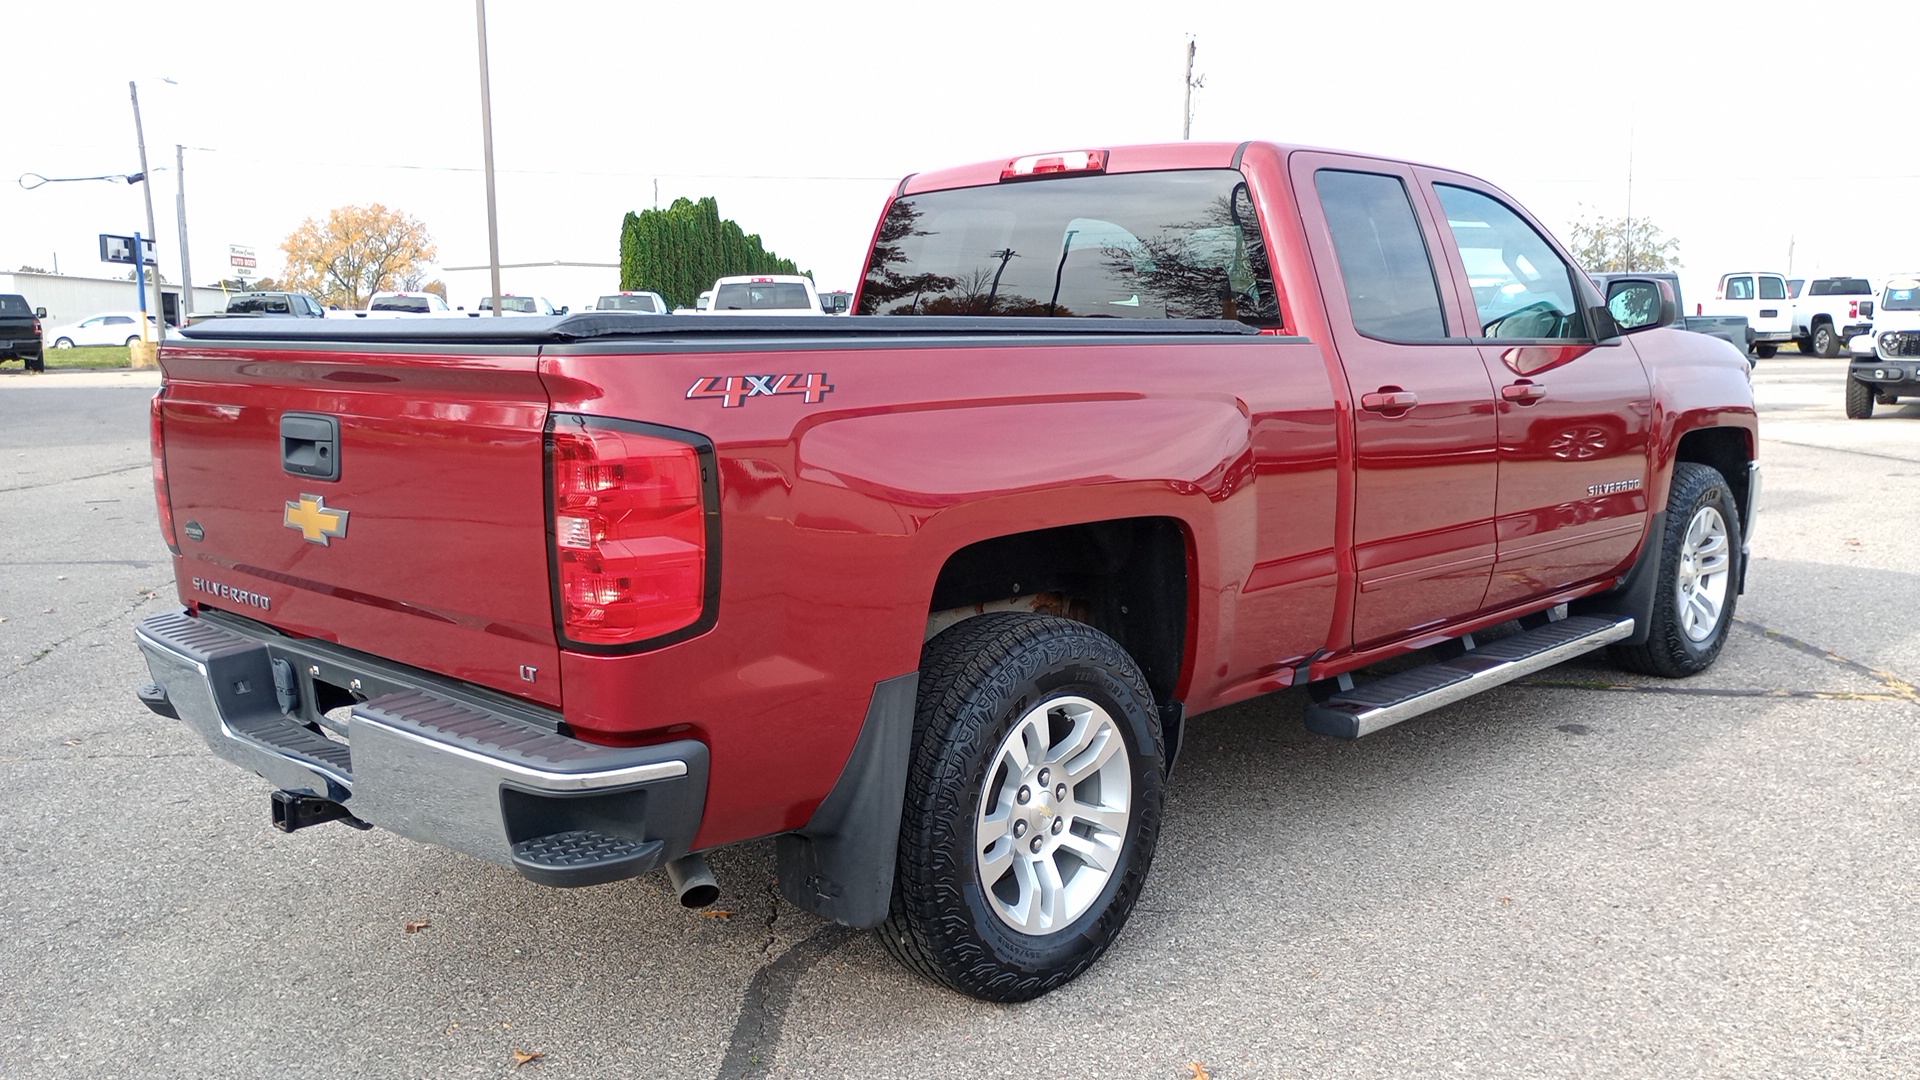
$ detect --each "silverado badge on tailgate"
[284,494,350,545]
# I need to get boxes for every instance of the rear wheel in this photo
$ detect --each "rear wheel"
[26,353,45,373]
[1753,344,1778,359]
[881,613,1164,1002]
[123,336,139,347]
[1812,323,1839,358]
[53,337,74,349]
[1845,377,1875,419]
[1611,462,1741,678]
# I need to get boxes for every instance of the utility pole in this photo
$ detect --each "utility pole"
[1182,40,1197,140]
[129,81,165,340]
[1623,127,1635,273]
[475,0,504,317]
[175,145,193,318]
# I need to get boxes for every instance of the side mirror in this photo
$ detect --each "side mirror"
[1605,278,1677,334]
[557,305,569,314]
[34,307,47,318]
[1858,300,1875,318]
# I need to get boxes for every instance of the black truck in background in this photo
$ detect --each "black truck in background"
[1,294,48,372]
[1590,272,1752,366]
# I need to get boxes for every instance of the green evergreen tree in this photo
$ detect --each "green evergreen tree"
[619,196,810,309]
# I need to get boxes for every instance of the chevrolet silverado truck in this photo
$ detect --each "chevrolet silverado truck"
[1,293,48,371]
[135,141,1759,1002]
[1793,276,1875,358]
[1845,275,1918,418]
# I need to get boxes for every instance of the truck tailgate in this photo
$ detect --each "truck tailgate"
[158,344,561,706]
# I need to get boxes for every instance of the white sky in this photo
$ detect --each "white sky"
[7,0,1918,308]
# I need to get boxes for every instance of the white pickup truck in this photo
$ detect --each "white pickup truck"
[1793,276,1876,358]
[1702,271,1794,357]
[477,294,567,316]
[326,292,460,319]
[702,274,824,315]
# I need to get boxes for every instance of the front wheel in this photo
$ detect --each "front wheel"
[881,613,1164,1002]
[1845,376,1875,419]
[1611,462,1742,677]
[1753,344,1778,359]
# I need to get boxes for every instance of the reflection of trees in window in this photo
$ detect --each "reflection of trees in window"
[1097,188,1280,324]
[857,200,958,314]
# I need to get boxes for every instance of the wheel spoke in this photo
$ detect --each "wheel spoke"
[1689,589,1720,628]
[1033,854,1066,929]
[1043,705,1095,765]
[1068,801,1129,838]
[1007,856,1041,931]
[979,835,1014,884]
[1062,724,1121,782]
[1056,831,1119,874]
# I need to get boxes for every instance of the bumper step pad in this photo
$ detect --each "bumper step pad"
[1304,615,1634,739]
[511,830,665,888]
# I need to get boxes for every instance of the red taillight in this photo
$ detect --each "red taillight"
[1849,301,1859,319]
[149,392,179,554]
[1000,149,1107,181]
[1696,303,1703,316]
[549,418,709,648]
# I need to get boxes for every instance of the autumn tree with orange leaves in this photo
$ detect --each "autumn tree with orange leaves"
[279,204,437,309]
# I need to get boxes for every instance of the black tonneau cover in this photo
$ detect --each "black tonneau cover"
[176,313,1264,346]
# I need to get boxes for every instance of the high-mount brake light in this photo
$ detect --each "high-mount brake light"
[548,417,711,648]
[1000,149,1107,181]
[149,393,179,554]
[750,277,774,282]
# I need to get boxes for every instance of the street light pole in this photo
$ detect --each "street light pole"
[129,80,165,341]
[176,144,193,319]
[475,0,504,317]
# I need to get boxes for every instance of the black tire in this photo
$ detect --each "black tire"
[1753,344,1778,359]
[1812,323,1839,358]
[880,613,1165,1002]
[1845,376,1875,419]
[1796,336,1816,355]
[1611,462,1742,678]
[53,337,74,349]
[1876,392,1900,406]
[123,336,139,347]
[26,354,45,373]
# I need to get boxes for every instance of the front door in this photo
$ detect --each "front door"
[1293,153,1498,649]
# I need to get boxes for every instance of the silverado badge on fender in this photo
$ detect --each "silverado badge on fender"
[284,494,350,545]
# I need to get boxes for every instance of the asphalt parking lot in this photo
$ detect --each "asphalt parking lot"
[2,355,1916,1079]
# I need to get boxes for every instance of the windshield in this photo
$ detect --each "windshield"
[1810,278,1872,296]
[597,295,659,312]
[857,168,1281,327]
[713,283,812,310]
[1883,283,1920,311]
[485,297,539,313]
[371,295,433,313]
[0,295,28,316]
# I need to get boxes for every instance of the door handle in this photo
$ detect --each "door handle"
[1501,380,1547,404]
[1360,388,1419,413]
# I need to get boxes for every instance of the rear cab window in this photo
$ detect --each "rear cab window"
[1809,278,1872,296]
[0,295,28,316]
[714,283,812,310]
[858,169,1282,328]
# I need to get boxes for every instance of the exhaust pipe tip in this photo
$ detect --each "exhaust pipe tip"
[665,853,719,908]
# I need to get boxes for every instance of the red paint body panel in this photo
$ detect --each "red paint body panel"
[153,141,1757,853]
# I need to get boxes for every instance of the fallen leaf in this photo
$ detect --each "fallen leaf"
[1187,1063,1211,1080]
[1501,896,1512,906]
[510,1049,544,1068]
[1844,537,1862,546]
[404,920,431,934]
[63,738,82,746]
[699,910,736,920]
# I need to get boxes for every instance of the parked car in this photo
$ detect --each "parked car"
[1791,276,1875,357]
[1589,271,1750,369]
[1845,276,1920,418]
[1701,271,1793,357]
[593,292,667,314]
[43,310,159,348]
[188,292,327,324]
[704,274,824,315]
[1,293,47,371]
[146,140,1757,1003]
[477,294,567,316]
[327,292,461,319]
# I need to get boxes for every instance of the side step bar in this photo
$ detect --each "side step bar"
[1304,615,1635,739]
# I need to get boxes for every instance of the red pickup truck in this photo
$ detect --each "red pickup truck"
[135,141,1758,1001]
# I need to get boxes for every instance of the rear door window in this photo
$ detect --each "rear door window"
[858,169,1281,327]
[1725,276,1756,301]
[1759,276,1787,301]
[1434,185,1586,340]
[1314,169,1448,340]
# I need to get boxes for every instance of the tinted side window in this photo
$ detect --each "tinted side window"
[1725,277,1755,301]
[1313,170,1447,340]
[1759,277,1787,300]
[1435,185,1585,340]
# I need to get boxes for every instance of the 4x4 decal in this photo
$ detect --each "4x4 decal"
[687,373,834,408]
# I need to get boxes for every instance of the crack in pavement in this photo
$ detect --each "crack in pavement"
[714,922,856,1080]
[3,579,175,682]
[0,461,150,494]
[1518,616,1920,706]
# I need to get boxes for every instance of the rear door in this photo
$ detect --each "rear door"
[157,342,562,705]
[1293,152,1498,648]
[1754,274,1791,335]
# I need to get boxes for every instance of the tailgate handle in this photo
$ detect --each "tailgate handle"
[281,413,341,482]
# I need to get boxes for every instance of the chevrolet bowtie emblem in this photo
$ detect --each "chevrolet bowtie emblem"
[284,494,349,545]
